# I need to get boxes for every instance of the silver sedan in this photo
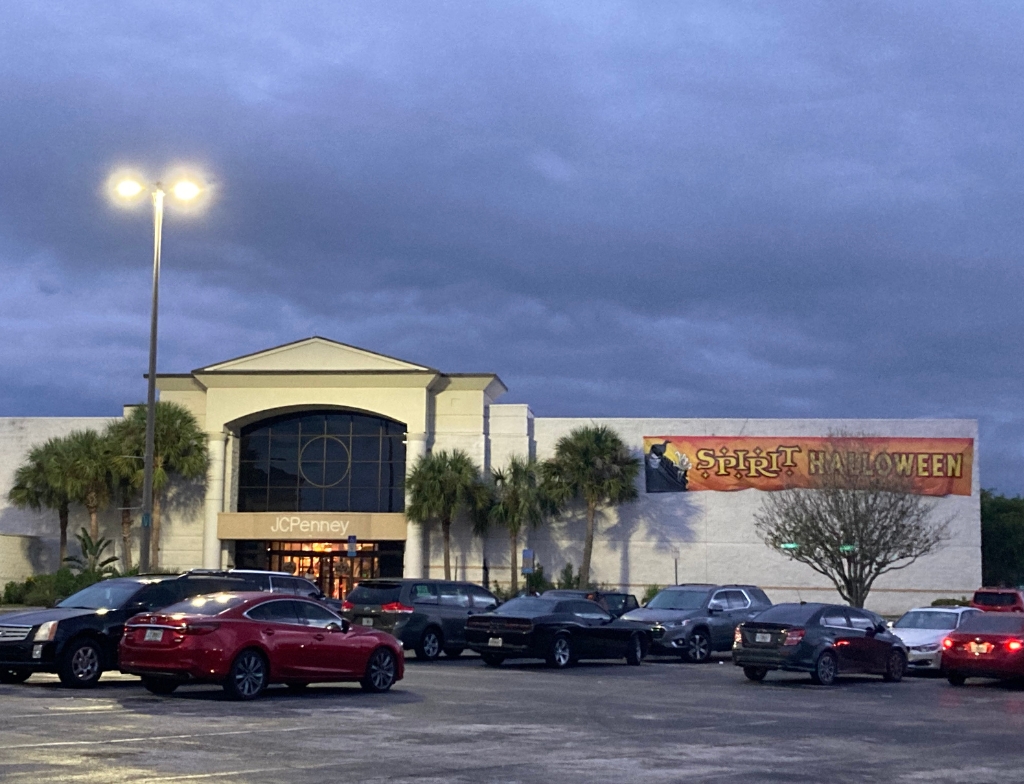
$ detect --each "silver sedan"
[890,606,982,671]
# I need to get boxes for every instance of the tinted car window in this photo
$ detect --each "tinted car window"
[295,601,343,627]
[411,583,439,604]
[162,594,245,616]
[958,614,1024,634]
[492,597,560,617]
[973,592,1019,607]
[348,583,403,606]
[722,590,750,610]
[57,580,147,610]
[571,601,611,621]
[468,586,498,610]
[247,600,301,624]
[748,588,772,606]
[133,583,181,611]
[235,573,272,590]
[752,604,820,625]
[894,611,961,630]
[604,595,628,616]
[847,610,876,631]
[820,609,849,627]
[439,584,469,607]
[646,589,709,610]
[182,578,250,597]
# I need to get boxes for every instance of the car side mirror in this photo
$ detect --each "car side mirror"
[708,601,726,614]
[876,623,888,634]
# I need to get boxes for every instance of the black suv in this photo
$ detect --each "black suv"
[0,573,251,688]
[187,569,341,609]
[621,583,772,662]
[541,589,640,618]
[342,579,500,660]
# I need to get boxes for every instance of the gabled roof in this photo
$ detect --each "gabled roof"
[195,337,437,374]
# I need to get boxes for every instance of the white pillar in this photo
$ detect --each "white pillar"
[203,431,227,569]
[403,432,428,578]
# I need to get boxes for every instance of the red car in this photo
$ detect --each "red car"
[120,592,403,699]
[941,612,1024,686]
[970,588,1024,613]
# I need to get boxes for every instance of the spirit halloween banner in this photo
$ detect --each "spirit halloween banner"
[643,436,973,497]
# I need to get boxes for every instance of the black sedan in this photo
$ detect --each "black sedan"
[465,596,651,668]
[732,602,908,685]
[0,574,249,688]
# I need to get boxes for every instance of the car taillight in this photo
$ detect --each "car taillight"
[1007,639,1024,652]
[381,602,414,614]
[734,627,743,645]
[342,600,354,611]
[184,623,220,635]
[942,637,954,649]
[783,628,805,646]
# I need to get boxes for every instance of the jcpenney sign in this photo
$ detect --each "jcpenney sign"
[270,516,352,535]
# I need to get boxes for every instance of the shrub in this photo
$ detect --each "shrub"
[931,596,972,607]
[642,584,663,605]
[1,568,104,607]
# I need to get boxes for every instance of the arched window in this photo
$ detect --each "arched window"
[237,410,406,513]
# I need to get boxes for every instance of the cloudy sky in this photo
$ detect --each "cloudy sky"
[1,2,1022,491]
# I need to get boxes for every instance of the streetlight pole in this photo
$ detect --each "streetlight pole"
[139,186,165,574]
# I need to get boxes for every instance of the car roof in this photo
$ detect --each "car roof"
[905,606,976,613]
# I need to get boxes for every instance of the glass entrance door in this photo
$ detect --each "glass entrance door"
[266,541,380,600]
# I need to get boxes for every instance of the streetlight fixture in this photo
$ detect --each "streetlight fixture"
[111,170,206,572]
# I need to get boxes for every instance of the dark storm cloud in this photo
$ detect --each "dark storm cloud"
[1,1,1023,490]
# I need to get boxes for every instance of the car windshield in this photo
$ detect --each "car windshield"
[973,592,1018,607]
[894,611,960,630]
[57,580,144,610]
[958,614,1024,634]
[751,604,820,625]
[160,594,245,617]
[645,589,709,611]
[347,583,403,606]
[492,597,560,617]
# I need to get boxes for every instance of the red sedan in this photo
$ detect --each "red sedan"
[941,612,1024,686]
[120,592,403,699]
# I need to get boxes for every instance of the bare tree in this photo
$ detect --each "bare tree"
[754,436,950,607]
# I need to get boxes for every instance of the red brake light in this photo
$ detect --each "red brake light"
[1007,640,1024,652]
[942,637,954,649]
[783,628,805,646]
[184,623,220,635]
[381,602,414,614]
[342,600,354,611]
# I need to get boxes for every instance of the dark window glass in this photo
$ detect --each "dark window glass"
[820,609,850,628]
[246,599,301,624]
[133,583,181,611]
[238,410,406,513]
[412,583,438,604]
[646,589,709,611]
[723,590,750,610]
[468,586,498,610]
[848,610,875,631]
[347,582,403,606]
[295,601,343,627]
[752,604,821,625]
[958,614,1024,634]
[973,592,1020,607]
[492,597,561,617]
[162,594,245,616]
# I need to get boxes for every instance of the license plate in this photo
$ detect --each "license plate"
[755,633,772,643]
[361,617,374,627]
[488,637,503,648]
[144,629,163,642]
[967,641,993,655]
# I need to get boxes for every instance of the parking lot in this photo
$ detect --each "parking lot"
[2,653,1024,783]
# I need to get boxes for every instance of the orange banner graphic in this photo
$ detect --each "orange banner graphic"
[643,436,973,497]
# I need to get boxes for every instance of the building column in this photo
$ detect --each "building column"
[403,432,428,578]
[203,430,227,569]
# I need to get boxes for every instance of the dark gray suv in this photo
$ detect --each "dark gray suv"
[622,584,772,662]
[342,579,500,660]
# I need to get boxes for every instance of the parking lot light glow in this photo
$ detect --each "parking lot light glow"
[172,180,201,201]
[116,179,144,199]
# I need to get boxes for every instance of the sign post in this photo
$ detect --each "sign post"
[347,535,357,557]
[521,548,534,575]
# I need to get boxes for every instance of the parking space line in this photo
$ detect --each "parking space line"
[3,725,318,750]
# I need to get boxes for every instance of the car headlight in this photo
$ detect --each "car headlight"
[912,643,940,653]
[33,621,58,642]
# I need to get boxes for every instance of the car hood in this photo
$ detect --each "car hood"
[0,607,100,627]
[891,628,948,647]
[621,607,703,623]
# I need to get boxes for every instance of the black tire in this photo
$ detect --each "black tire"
[810,650,838,686]
[141,676,179,695]
[743,666,768,682]
[57,638,104,689]
[625,633,644,666]
[0,669,31,684]
[223,649,268,701]
[443,647,464,658]
[361,647,398,693]
[415,628,443,661]
[883,650,906,683]
[684,629,712,663]
[947,672,967,687]
[481,653,505,667]
[286,682,309,692]
[546,634,573,669]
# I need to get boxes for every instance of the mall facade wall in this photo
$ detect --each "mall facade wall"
[0,338,981,615]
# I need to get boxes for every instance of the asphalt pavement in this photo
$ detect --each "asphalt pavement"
[1,654,1022,783]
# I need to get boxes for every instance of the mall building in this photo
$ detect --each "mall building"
[0,337,981,614]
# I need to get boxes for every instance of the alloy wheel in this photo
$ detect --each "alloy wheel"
[552,637,571,667]
[233,652,266,698]
[368,650,396,691]
[71,645,100,682]
[815,652,837,686]
[686,632,710,663]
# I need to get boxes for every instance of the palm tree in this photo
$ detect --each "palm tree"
[7,436,75,563]
[406,449,483,579]
[106,418,143,572]
[483,456,558,594]
[546,425,641,588]
[114,402,208,569]
[62,429,113,542]
[63,528,120,576]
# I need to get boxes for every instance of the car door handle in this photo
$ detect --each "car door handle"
[263,628,275,636]
[314,633,325,641]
